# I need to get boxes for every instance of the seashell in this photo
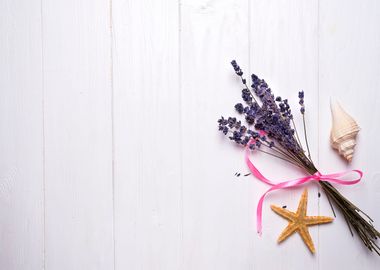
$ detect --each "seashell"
[330,101,360,162]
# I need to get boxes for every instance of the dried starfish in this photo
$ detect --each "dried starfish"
[271,189,333,253]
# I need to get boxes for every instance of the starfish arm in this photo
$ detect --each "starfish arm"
[271,205,296,221]
[299,225,316,253]
[296,189,308,217]
[277,223,298,243]
[305,216,334,226]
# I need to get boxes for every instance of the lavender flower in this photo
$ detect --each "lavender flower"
[299,90,305,114]
[220,61,313,168]
[235,103,244,114]
[218,60,380,255]
[241,89,253,104]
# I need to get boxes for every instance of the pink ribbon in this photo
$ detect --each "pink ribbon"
[245,139,363,234]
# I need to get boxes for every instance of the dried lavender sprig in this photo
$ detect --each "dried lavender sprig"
[250,75,306,157]
[299,90,313,162]
[232,67,315,171]
[275,96,304,152]
[231,60,258,104]
[220,60,380,255]
[231,62,304,161]
[218,116,303,166]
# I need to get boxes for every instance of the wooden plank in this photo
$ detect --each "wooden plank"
[112,0,182,269]
[180,1,253,269]
[0,1,44,269]
[318,0,380,268]
[42,0,114,269]
[249,1,319,268]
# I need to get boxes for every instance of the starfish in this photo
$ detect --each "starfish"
[271,189,333,253]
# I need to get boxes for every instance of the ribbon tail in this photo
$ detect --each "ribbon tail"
[256,193,265,235]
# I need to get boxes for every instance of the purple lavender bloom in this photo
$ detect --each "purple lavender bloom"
[299,90,305,114]
[240,125,247,133]
[231,60,243,76]
[245,115,255,125]
[218,116,228,126]
[229,130,243,143]
[241,88,252,104]
[247,129,259,138]
[242,136,250,145]
[218,118,259,147]
[217,117,230,135]
[219,61,308,161]
[227,117,237,128]
[255,140,262,148]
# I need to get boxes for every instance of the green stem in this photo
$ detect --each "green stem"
[302,114,312,162]
[291,118,303,150]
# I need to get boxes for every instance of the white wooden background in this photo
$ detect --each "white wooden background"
[0,0,380,269]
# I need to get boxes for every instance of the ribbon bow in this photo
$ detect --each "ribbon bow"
[245,140,363,234]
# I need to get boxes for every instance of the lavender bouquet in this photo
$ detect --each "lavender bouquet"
[218,60,380,255]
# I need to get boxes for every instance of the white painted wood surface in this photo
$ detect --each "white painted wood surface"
[0,0,379,269]
[42,0,114,269]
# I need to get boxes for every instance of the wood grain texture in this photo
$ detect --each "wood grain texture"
[180,1,253,269]
[0,0,44,269]
[42,0,114,269]
[112,0,182,269]
[0,0,379,269]
[318,0,380,267]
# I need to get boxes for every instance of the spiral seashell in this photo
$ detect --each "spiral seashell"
[330,101,360,162]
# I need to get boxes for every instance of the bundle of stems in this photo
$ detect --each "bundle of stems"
[218,60,380,255]
[307,161,380,255]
